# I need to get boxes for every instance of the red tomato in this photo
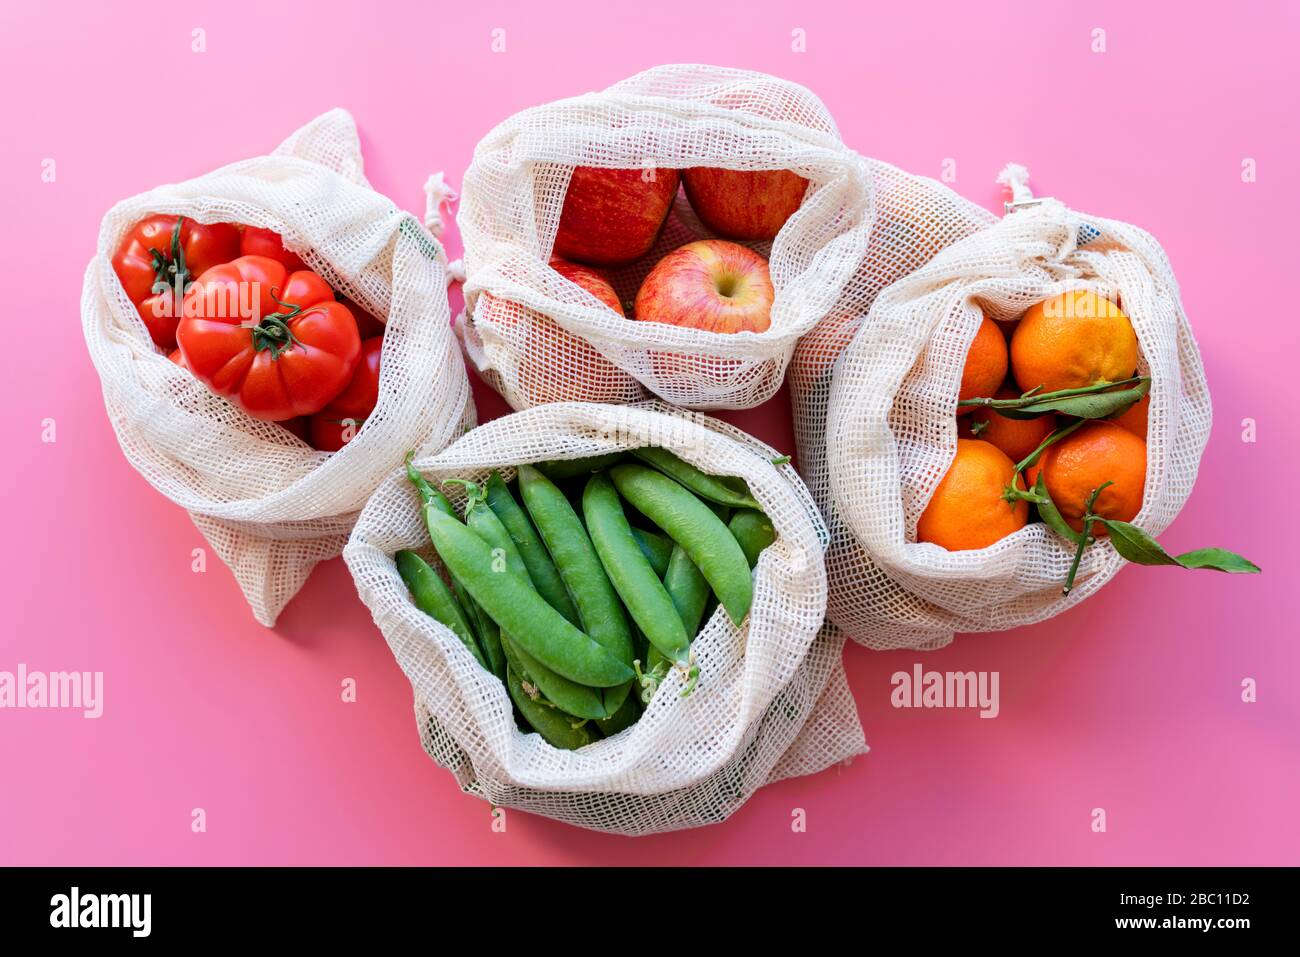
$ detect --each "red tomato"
[240,226,308,273]
[339,298,386,338]
[176,256,361,421]
[112,215,241,350]
[308,413,366,452]
[280,417,310,443]
[306,336,383,451]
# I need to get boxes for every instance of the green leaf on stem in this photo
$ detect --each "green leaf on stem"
[1034,474,1083,545]
[999,377,1151,420]
[1102,520,1261,573]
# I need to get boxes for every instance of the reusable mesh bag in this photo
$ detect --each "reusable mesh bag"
[822,172,1211,649]
[82,110,473,626]
[454,64,875,411]
[344,402,866,834]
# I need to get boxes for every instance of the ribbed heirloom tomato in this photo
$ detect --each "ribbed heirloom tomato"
[308,336,383,451]
[111,215,241,350]
[176,255,361,421]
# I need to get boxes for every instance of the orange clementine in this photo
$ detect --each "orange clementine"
[959,386,1058,463]
[917,439,1029,550]
[957,313,1009,414]
[1010,289,1138,394]
[1035,420,1146,534]
[1112,393,1149,440]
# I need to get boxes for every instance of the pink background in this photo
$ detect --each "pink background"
[2,0,1296,865]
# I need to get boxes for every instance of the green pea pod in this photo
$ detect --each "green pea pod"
[584,473,692,667]
[476,614,507,683]
[727,509,776,568]
[610,463,754,626]
[505,665,596,751]
[631,447,762,511]
[484,471,582,626]
[536,452,626,480]
[395,550,488,670]
[595,690,641,738]
[663,544,710,637]
[423,509,633,687]
[500,632,608,720]
[631,527,673,578]
[517,465,635,666]
[460,489,629,717]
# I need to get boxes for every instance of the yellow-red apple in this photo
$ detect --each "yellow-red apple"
[553,166,680,266]
[633,240,774,334]
[550,258,625,315]
[682,168,808,242]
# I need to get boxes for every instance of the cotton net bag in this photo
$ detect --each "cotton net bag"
[454,63,874,411]
[344,402,866,834]
[82,110,473,626]
[822,167,1212,650]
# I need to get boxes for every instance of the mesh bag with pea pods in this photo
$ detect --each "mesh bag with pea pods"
[81,110,473,626]
[343,401,867,835]
[819,167,1213,650]
[452,63,875,411]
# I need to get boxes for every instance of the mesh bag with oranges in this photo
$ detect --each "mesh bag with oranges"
[81,111,473,626]
[454,64,875,410]
[822,191,1214,649]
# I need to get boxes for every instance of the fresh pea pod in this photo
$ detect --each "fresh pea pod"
[663,544,710,637]
[584,473,692,668]
[595,690,641,738]
[460,487,632,717]
[505,665,596,751]
[517,465,635,666]
[631,447,762,511]
[536,452,625,480]
[610,463,754,626]
[484,471,582,627]
[727,509,776,568]
[475,612,507,683]
[500,633,608,720]
[423,509,633,687]
[631,527,673,578]
[395,550,488,670]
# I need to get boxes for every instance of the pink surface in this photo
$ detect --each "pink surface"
[1,0,1296,865]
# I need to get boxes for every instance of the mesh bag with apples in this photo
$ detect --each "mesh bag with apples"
[343,402,866,835]
[454,63,875,411]
[81,110,473,626]
[820,185,1212,650]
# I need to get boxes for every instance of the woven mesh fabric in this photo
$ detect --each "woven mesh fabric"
[81,110,473,626]
[344,401,866,834]
[821,199,1211,649]
[455,64,875,411]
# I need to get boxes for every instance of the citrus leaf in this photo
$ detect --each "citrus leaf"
[1171,548,1261,574]
[1102,521,1261,574]
[999,378,1150,420]
[1099,520,1180,566]
[1035,473,1083,544]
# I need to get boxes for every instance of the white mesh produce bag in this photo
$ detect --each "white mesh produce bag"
[82,110,473,626]
[822,171,1211,649]
[344,402,866,834]
[454,64,875,411]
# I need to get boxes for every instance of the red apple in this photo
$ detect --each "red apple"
[633,239,774,334]
[682,168,809,242]
[553,166,679,266]
[550,258,625,315]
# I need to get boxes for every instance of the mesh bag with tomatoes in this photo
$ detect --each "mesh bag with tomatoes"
[81,110,473,627]
[820,178,1212,650]
[343,402,865,835]
[453,64,875,411]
